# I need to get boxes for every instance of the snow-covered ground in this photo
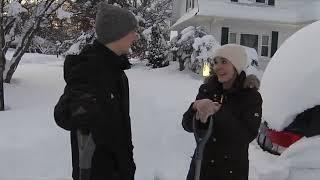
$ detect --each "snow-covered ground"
[0,51,316,180]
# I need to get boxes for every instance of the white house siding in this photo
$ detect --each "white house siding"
[194,18,301,70]
[198,0,296,24]
[173,0,320,25]
[171,0,201,29]
[172,0,182,23]
[277,0,306,9]
[172,0,189,23]
[171,0,320,70]
[277,25,304,51]
[173,0,199,21]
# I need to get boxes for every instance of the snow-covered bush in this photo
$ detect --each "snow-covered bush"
[191,35,220,74]
[244,47,263,79]
[28,36,56,54]
[144,24,170,68]
[171,26,220,73]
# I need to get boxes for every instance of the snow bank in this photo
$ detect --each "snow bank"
[251,136,320,180]
[280,136,320,169]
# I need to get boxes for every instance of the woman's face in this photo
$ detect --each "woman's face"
[213,57,237,85]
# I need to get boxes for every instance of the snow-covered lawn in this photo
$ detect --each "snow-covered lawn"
[0,54,71,180]
[0,52,308,180]
[0,53,204,180]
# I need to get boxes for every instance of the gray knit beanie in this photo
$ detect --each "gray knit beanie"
[95,2,138,44]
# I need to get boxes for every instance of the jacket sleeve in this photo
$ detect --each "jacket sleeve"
[65,58,101,131]
[214,90,262,143]
[67,59,123,144]
[182,84,209,132]
[66,61,118,145]
[182,103,196,132]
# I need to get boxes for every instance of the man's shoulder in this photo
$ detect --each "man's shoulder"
[64,46,105,67]
[64,54,93,69]
[63,54,102,82]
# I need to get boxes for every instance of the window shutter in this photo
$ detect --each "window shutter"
[271,31,278,57]
[221,27,229,45]
[268,0,275,6]
[186,0,188,11]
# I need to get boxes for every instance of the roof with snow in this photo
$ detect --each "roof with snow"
[198,0,320,24]
[171,0,320,29]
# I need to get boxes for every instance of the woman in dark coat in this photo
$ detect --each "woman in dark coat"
[182,44,262,180]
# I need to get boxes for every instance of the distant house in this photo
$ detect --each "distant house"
[171,0,320,69]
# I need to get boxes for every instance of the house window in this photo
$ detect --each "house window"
[186,0,195,12]
[240,34,259,52]
[229,33,237,44]
[255,0,275,5]
[261,35,269,57]
[256,0,266,3]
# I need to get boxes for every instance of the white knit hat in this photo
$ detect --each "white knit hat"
[213,44,248,74]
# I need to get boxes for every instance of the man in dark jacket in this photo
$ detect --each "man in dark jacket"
[61,3,138,180]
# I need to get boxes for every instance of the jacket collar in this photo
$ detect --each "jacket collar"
[206,72,247,95]
[225,71,246,94]
[90,40,131,71]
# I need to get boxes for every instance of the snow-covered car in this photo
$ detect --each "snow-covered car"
[252,20,320,180]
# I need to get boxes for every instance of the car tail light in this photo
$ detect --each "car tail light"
[267,130,303,148]
[257,122,303,155]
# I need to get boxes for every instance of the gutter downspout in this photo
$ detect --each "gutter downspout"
[195,0,200,16]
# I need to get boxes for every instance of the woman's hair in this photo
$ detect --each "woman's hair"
[204,71,246,89]
[204,62,238,83]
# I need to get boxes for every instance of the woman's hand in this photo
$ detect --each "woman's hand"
[193,99,221,123]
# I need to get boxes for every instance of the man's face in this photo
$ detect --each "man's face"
[117,30,138,55]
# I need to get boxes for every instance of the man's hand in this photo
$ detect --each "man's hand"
[193,99,221,123]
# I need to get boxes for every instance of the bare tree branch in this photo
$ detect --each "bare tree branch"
[3,0,69,83]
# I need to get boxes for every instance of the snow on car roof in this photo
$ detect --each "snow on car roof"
[260,20,320,131]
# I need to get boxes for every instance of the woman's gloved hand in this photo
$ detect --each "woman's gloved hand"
[192,99,221,123]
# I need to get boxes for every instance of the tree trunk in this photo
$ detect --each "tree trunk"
[4,20,38,83]
[0,0,5,110]
[179,57,185,71]
[4,61,17,84]
[0,51,5,111]
[4,31,33,83]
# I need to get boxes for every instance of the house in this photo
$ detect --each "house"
[171,0,320,69]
